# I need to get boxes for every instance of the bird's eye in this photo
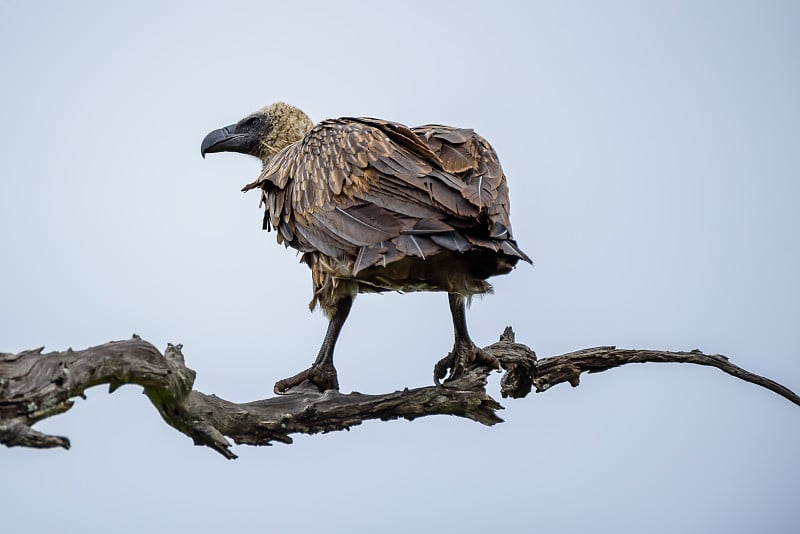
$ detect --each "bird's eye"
[246,117,262,128]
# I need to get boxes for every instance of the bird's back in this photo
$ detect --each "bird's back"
[243,116,529,311]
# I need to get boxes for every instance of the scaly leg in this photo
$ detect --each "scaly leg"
[434,293,500,385]
[274,295,353,394]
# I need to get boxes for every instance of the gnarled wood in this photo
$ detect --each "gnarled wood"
[1,328,797,459]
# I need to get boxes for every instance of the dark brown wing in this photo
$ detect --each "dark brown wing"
[242,117,530,276]
[411,124,514,238]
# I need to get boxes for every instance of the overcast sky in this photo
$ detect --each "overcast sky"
[1,1,798,533]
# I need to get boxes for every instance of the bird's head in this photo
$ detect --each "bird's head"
[200,102,313,165]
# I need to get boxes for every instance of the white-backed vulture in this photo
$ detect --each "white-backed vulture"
[201,103,530,393]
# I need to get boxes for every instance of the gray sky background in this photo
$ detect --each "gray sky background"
[2,1,798,532]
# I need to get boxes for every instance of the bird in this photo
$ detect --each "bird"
[201,102,530,394]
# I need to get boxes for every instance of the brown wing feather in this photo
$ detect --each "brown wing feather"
[243,117,530,308]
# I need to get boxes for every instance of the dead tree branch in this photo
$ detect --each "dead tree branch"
[2,328,797,459]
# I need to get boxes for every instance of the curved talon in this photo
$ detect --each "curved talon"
[473,346,501,371]
[433,353,455,385]
[274,365,339,395]
[433,343,500,386]
[273,369,311,395]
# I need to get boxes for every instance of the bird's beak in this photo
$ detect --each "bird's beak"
[200,123,244,158]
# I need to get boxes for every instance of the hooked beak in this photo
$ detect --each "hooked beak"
[200,123,246,158]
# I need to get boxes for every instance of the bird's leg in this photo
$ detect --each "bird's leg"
[434,293,500,385]
[274,295,353,394]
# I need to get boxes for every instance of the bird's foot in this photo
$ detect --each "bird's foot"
[274,363,339,395]
[433,341,500,386]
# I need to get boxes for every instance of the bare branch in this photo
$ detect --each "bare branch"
[531,345,800,406]
[2,328,797,458]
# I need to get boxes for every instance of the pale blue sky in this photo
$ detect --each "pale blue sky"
[1,2,798,533]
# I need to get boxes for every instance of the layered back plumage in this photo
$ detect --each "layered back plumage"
[242,115,530,313]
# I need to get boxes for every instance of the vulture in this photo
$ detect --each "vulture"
[201,103,530,394]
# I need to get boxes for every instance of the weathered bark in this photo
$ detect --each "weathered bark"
[2,328,797,459]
